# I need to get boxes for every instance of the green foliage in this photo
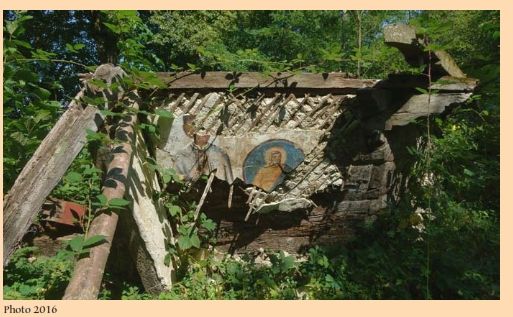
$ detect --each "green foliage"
[3,12,64,192]
[3,10,499,300]
[3,247,73,299]
[147,10,413,75]
[67,235,107,257]
[402,105,499,299]
[52,149,103,206]
[162,192,218,278]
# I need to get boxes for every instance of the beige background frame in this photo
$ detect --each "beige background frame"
[0,1,510,316]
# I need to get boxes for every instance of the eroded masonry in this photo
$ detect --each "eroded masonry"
[2,24,477,297]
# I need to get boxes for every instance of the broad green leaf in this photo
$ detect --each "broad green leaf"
[190,234,201,249]
[177,235,192,250]
[68,236,84,253]
[103,22,121,34]
[164,253,172,266]
[166,204,181,217]
[65,171,83,183]
[463,169,475,177]
[12,40,32,49]
[100,109,118,117]
[154,109,173,118]
[65,43,76,53]
[108,198,130,207]
[162,173,172,184]
[5,21,17,35]
[415,87,429,94]
[280,254,295,271]
[83,235,107,248]
[201,218,216,231]
[96,194,108,207]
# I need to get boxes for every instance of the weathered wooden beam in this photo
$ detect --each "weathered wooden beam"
[3,91,104,266]
[157,72,378,91]
[385,93,472,129]
[63,103,137,300]
[376,74,478,92]
[124,128,176,293]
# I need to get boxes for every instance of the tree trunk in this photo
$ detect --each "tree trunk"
[63,103,137,300]
[89,11,119,64]
[356,10,362,78]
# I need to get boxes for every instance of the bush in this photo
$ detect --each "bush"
[3,247,73,299]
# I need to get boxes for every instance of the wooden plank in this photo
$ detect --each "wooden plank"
[158,72,378,90]
[385,93,472,129]
[376,74,478,92]
[2,91,104,266]
[63,104,137,300]
[125,128,175,292]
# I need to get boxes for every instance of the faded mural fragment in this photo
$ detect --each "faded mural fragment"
[158,113,316,191]
[174,131,234,184]
[243,140,304,192]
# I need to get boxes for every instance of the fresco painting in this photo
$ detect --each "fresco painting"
[174,129,234,184]
[165,115,308,191]
[243,139,305,192]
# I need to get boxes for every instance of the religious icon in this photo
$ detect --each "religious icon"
[174,128,234,184]
[243,139,305,192]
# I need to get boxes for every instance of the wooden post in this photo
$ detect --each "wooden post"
[3,91,104,266]
[63,102,137,300]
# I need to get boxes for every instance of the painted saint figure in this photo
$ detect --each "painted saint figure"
[253,147,288,192]
[174,129,234,184]
[243,139,305,192]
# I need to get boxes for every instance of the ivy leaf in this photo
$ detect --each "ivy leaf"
[164,253,172,266]
[163,174,171,184]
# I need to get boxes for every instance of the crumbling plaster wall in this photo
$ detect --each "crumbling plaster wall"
[150,80,467,254]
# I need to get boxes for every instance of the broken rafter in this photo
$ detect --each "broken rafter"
[160,72,378,91]
[193,172,216,222]
[2,90,104,266]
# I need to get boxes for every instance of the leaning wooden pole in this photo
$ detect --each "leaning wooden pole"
[3,90,104,266]
[63,102,137,300]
